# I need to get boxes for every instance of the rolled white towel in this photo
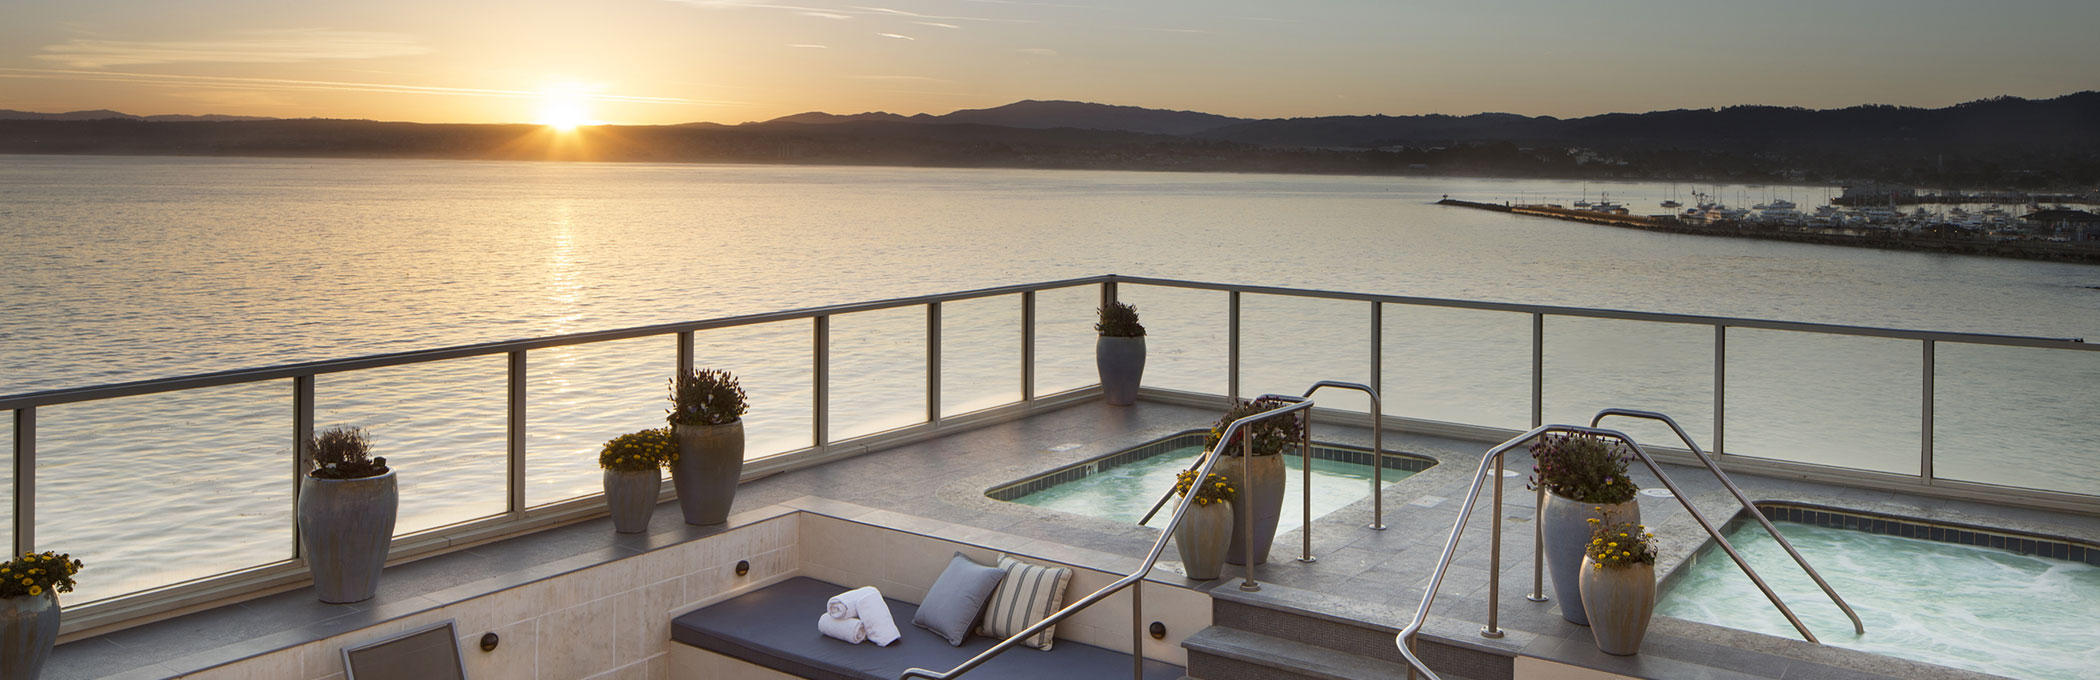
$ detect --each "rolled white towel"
[818,614,867,644]
[826,588,863,619]
[834,587,901,646]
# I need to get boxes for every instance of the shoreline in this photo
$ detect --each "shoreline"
[1438,198,2100,265]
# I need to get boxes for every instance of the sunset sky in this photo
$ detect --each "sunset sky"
[4,0,2097,126]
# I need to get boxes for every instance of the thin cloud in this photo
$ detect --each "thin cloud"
[35,30,430,69]
[800,10,852,19]
[846,5,1033,23]
[874,32,916,40]
[914,22,961,29]
[0,68,743,106]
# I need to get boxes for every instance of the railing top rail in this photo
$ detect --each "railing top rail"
[901,395,1316,680]
[1107,275,2092,350]
[0,275,1113,411]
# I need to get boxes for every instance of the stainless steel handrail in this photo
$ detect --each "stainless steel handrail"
[1396,422,1825,680]
[1588,408,1864,634]
[1300,381,1387,530]
[900,396,1317,680]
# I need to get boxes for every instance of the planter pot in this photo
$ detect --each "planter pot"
[1173,500,1234,580]
[1578,558,1656,655]
[673,421,744,526]
[298,469,399,604]
[1,592,59,680]
[1217,453,1286,566]
[1096,336,1146,406]
[604,467,662,534]
[1542,492,1637,625]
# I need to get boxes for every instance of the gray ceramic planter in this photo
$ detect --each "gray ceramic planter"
[1218,453,1285,566]
[1096,336,1145,406]
[1,592,58,680]
[1542,492,1637,625]
[298,470,399,604]
[1579,558,1655,655]
[1174,500,1233,580]
[604,468,661,534]
[673,421,744,526]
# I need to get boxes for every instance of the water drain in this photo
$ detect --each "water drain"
[1639,488,1676,499]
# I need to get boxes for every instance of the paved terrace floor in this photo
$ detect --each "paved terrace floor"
[49,398,2100,680]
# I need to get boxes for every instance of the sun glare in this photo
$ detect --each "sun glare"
[535,85,595,131]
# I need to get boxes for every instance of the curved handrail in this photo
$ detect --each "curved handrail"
[1395,423,1824,680]
[1299,381,1387,531]
[901,396,1317,680]
[1589,408,1865,635]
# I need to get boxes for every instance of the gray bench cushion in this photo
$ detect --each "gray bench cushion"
[672,577,1184,680]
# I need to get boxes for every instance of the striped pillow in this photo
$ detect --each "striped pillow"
[977,555,1074,650]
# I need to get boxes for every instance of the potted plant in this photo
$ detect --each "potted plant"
[1,550,83,680]
[1527,432,1639,625]
[298,426,397,604]
[1579,517,1659,655]
[668,368,748,526]
[1206,396,1303,566]
[1170,470,1236,580]
[601,428,675,534]
[1095,301,1146,406]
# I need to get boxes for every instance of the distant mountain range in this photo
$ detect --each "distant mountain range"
[0,109,278,123]
[3,93,2097,188]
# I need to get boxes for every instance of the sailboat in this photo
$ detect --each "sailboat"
[1574,182,1591,208]
[1661,183,1682,209]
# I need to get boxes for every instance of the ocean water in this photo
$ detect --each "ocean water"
[2,155,2097,603]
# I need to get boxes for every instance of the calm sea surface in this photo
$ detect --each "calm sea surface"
[3,155,2096,602]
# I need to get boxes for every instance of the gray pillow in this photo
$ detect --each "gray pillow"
[912,552,1007,646]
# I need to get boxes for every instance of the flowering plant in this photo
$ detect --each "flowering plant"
[308,426,389,479]
[1172,470,1236,507]
[1584,517,1657,569]
[0,551,84,599]
[1095,301,1146,338]
[1527,433,1635,504]
[600,428,676,472]
[668,368,747,427]
[1204,396,1304,456]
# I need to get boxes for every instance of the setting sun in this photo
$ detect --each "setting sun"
[535,85,595,131]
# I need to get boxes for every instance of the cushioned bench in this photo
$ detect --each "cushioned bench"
[672,577,1185,680]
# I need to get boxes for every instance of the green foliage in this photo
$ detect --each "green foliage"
[1527,433,1636,504]
[309,426,389,479]
[1095,302,1146,338]
[601,428,676,472]
[668,368,748,427]
[1585,517,1658,568]
[0,551,84,599]
[1173,470,1236,507]
[1204,396,1304,456]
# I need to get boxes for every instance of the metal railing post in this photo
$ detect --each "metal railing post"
[1229,291,1242,401]
[1482,447,1505,638]
[928,302,942,425]
[677,331,694,374]
[1021,292,1036,402]
[1714,325,1727,457]
[13,407,33,555]
[1299,410,1315,563]
[1370,302,1386,530]
[1238,432,1259,591]
[1130,580,1143,679]
[508,351,527,515]
[292,376,313,558]
[1531,312,1544,427]
[814,316,830,450]
[1528,312,1545,603]
[1922,340,1935,483]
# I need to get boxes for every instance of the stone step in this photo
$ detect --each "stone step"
[1210,592,1516,680]
[1183,626,1487,680]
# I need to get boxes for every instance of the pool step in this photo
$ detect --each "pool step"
[1183,627,1489,680]
[1185,587,1513,680]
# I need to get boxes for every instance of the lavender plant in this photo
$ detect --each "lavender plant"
[1527,432,1636,504]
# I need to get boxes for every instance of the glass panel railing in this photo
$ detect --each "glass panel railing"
[1,412,11,553]
[37,381,289,604]
[1118,284,1226,397]
[1381,304,1531,431]
[1032,285,1099,396]
[527,336,670,506]
[828,307,927,441]
[940,296,1022,417]
[1542,316,1714,448]
[694,322,814,458]
[1934,342,2100,496]
[1725,329,1919,474]
[1243,294,1370,412]
[321,356,508,536]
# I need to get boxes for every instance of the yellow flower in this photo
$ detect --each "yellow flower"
[1587,518,1600,524]
[27,585,40,596]
[1608,542,1617,548]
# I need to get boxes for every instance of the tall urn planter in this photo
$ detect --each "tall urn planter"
[1174,501,1234,580]
[1218,454,1285,566]
[604,468,661,533]
[299,470,399,604]
[672,422,744,526]
[1579,557,1656,655]
[299,426,396,605]
[1094,302,1147,406]
[1095,336,1146,406]
[1542,493,1637,625]
[1,592,60,680]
